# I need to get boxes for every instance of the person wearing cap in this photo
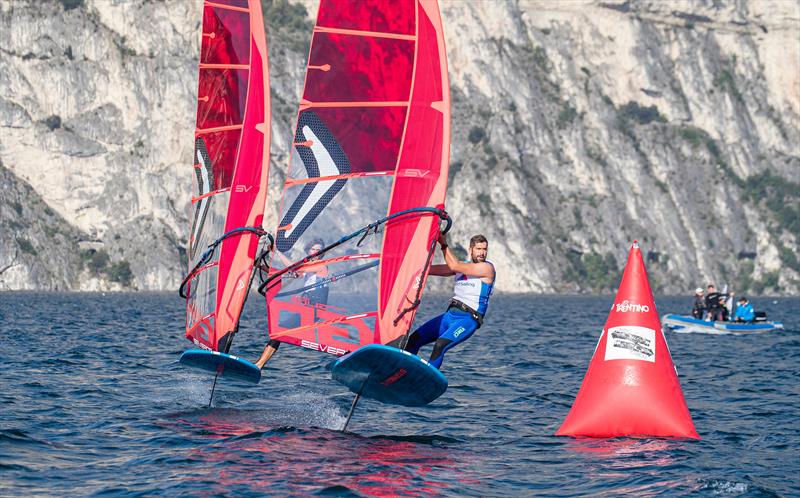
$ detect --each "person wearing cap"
[691,287,706,319]
[733,296,755,322]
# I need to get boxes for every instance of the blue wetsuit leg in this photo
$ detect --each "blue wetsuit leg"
[404,313,445,355]
[428,310,479,369]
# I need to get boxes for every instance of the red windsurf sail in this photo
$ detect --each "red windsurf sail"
[183,0,270,352]
[263,0,450,355]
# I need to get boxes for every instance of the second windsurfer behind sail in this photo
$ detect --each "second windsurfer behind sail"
[254,239,329,370]
[392,232,495,369]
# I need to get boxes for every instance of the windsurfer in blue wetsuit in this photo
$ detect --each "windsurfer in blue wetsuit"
[397,233,495,369]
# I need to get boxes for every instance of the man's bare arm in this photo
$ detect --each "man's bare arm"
[442,248,493,279]
[429,264,455,277]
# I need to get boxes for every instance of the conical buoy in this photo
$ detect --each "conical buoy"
[556,241,699,439]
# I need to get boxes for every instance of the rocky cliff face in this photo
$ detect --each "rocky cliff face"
[0,0,797,294]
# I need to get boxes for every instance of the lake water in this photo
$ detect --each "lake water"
[1,293,798,496]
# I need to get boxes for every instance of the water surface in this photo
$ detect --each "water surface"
[1,293,798,496]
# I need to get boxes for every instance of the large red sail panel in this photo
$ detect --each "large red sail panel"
[264,0,449,356]
[185,0,270,351]
[379,0,450,345]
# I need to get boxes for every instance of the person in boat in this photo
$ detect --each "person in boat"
[394,233,495,370]
[254,238,329,370]
[715,294,731,321]
[691,287,706,319]
[733,296,755,322]
[704,284,726,321]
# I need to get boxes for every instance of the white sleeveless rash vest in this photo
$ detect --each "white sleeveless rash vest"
[452,260,495,315]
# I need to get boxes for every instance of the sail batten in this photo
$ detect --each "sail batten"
[285,173,394,186]
[314,26,417,41]
[191,188,230,203]
[199,63,251,70]
[301,101,411,107]
[205,1,249,13]
[197,124,244,134]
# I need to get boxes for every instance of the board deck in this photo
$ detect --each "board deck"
[179,350,261,384]
[331,345,448,407]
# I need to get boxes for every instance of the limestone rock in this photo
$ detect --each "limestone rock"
[0,0,797,294]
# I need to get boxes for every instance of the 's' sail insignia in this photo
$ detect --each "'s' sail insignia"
[275,112,351,252]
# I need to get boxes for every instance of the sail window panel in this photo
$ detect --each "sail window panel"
[287,142,309,180]
[269,311,376,356]
[196,69,249,130]
[272,258,379,315]
[196,130,241,189]
[201,5,250,65]
[305,32,414,103]
[272,175,392,259]
[289,108,406,178]
[316,0,415,35]
[189,190,229,265]
[186,314,216,349]
[186,264,219,332]
[268,256,380,355]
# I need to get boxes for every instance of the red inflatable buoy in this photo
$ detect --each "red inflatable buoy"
[556,241,699,439]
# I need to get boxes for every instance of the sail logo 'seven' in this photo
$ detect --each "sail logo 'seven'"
[190,137,213,260]
[300,339,347,356]
[275,111,350,253]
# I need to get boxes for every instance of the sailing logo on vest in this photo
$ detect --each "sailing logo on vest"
[452,260,494,316]
[275,111,351,253]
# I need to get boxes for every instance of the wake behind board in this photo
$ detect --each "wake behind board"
[331,345,448,407]
[180,350,261,384]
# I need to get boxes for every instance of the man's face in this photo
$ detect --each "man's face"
[470,242,488,263]
[708,286,715,293]
[308,244,323,260]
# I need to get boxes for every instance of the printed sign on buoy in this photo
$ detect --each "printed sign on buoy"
[556,241,699,439]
